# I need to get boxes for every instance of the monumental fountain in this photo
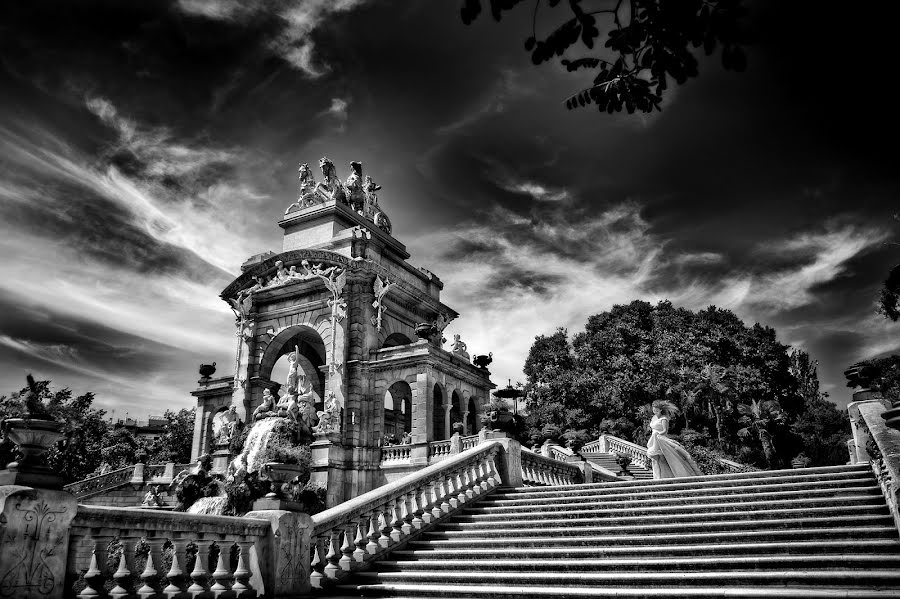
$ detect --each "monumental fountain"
[188,157,495,510]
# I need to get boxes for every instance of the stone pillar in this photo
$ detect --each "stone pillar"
[848,398,881,464]
[492,436,523,487]
[244,510,313,598]
[231,315,258,423]
[190,403,206,462]
[411,367,431,444]
[0,486,78,599]
[443,402,452,441]
[462,410,470,435]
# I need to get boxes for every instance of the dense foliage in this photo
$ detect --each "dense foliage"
[460,0,749,114]
[0,379,195,483]
[522,300,848,468]
[849,355,900,400]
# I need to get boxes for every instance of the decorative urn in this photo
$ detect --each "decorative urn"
[614,453,633,477]
[0,374,66,488]
[260,462,306,499]
[199,362,217,383]
[473,353,493,370]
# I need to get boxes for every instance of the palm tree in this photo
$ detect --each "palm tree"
[737,398,785,468]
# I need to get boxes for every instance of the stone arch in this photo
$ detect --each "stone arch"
[450,389,462,432]
[384,381,413,440]
[381,332,413,349]
[466,394,479,435]
[432,382,446,441]
[259,324,327,402]
[377,315,415,349]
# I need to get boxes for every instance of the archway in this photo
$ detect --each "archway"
[466,395,478,435]
[450,390,462,433]
[384,381,412,440]
[381,332,413,349]
[260,325,327,408]
[432,383,445,440]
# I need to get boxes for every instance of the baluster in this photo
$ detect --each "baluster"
[187,540,210,596]
[231,540,254,597]
[436,476,451,515]
[425,480,439,523]
[364,511,380,555]
[399,492,413,535]
[462,466,475,501]
[455,470,468,506]
[76,539,106,599]
[409,490,424,531]
[480,456,493,491]
[210,541,232,595]
[138,536,165,598]
[309,535,325,589]
[339,521,356,570]
[390,498,405,542]
[378,503,393,548]
[164,537,189,597]
[445,471,459,510]
[323,529,341,579]
[109,535,135,599]
[353,517,368,562]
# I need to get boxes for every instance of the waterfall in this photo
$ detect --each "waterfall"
[240,417,287,474]
[186,496,228,515]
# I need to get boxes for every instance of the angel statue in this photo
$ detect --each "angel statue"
[371,275,394,331]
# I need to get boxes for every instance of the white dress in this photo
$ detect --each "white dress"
[646,416,703,479]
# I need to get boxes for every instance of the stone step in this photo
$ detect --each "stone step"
[454,494,886,521]
[373,553,900,572]
[438,511,897,536]
[391,538,900,560]
[411,526,900,548]
[496,466,873,500]
[486,477,877,506]
[471,484,882,513]
[349,569,900,586]
[336,583,900,598]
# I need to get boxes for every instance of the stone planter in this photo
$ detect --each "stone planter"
[0,417,66,488]
[473,354,493,369]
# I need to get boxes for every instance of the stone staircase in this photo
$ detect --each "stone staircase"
[333,463,900,598]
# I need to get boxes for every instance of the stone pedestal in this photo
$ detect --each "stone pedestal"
[243,509,313,598]
[211,446,232,474]
[0,418,65,489]
[0,486,77,599]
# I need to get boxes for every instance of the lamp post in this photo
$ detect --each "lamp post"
[494,379,525,416]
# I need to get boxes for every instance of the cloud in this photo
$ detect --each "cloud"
[500,179,570,203]
[436,69,533,135]
[175,0,369,77]
[318,97,350,130]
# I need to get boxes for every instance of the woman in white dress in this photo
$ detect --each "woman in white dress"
[647,400,703,479]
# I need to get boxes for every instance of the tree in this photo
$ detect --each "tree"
[146,408,196,464]
[521,300,844,468]
[0,379,110,483]
[460,0,749,114]
[100,426,144,470]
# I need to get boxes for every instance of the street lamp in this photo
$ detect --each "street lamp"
[494,379,525,416]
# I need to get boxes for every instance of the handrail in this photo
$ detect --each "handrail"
[309,441,503,589]
[429,438,452,461]
[64,465,136,497]
[582,433,751,473]
[855,400,900,532]
[521,449,583,486]
[460,434,479,450]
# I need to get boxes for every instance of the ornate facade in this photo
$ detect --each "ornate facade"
[190,160,494,506]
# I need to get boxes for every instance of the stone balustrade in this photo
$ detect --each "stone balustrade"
[460,434,479,451]
[854,399,900,532]
[308,441,504,589]
[428,439,452,461]
[521,449,583,486]
[67,505,276,598]
[64,465,137,498]
[381,444,412,463]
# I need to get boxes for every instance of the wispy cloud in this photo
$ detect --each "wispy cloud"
[175,0,369,77]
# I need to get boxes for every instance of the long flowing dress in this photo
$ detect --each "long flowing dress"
[646,415,703,479]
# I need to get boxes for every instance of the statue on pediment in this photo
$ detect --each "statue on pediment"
[316,157,347,204]
[345,161,366,214]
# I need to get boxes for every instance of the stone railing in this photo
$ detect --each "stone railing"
[380,444,412,463]
[521,449,583,486]
[66,504,310,598]
[308,441,505,590]
[460,434,479,451]
[65,462,190,499]
[64,465,137,498]
[586,434,652,470]
[546,443,579,462]
[428,439,452,462]
[852,399,900,532]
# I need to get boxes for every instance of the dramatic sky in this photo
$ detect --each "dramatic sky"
[1,1,898,418]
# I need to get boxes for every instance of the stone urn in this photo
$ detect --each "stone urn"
[473,353,493,370]
[260,462,306,499]
[415,322,436,341]
[198,362,217,384]
[0,417,66,488]
[614,453,633,477]
[791,454,811,469]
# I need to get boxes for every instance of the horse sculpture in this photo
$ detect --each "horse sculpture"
[315,157,347,204]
